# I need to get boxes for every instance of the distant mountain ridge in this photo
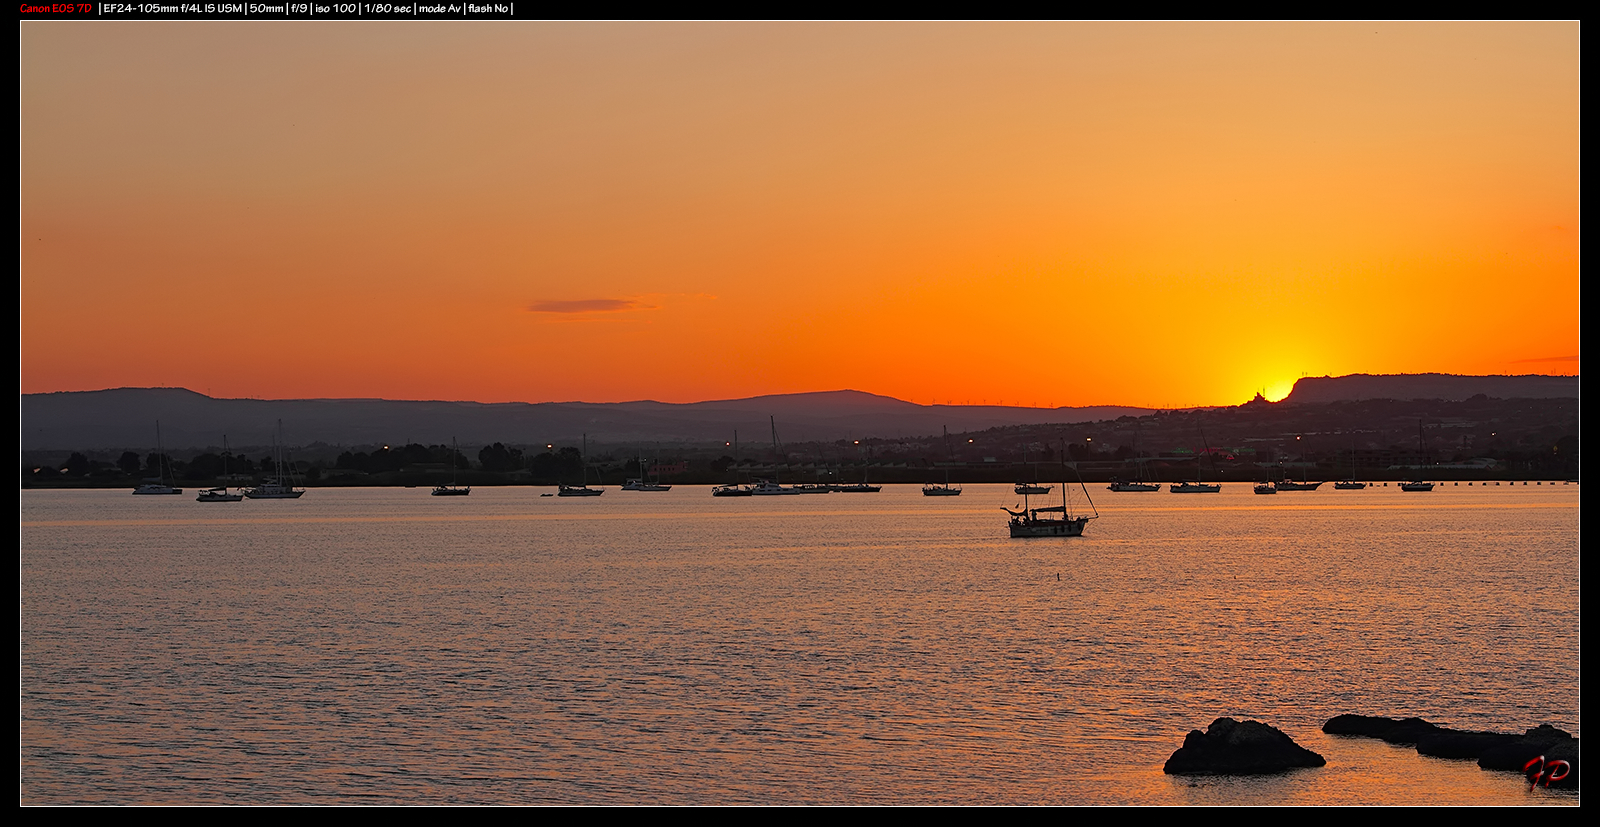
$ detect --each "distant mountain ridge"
[20,388,1150,452]
[1282,373,1579,405]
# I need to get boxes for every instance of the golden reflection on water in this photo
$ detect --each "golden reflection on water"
[20,485,1579,805]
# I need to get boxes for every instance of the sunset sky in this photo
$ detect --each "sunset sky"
[19,22,1578,408]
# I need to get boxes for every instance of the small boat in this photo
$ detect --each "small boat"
[431,438,471,496]
[711,483,754,497]
[925,426,962,496]
[1334,439,1366,489]
[197,486,244,502]
[750,478,799,495]
[1273,480,1323,491]
[557,434,604,496]
[197,436,243,502]
[833,482,881,493]
[133,421,183,495]
[1401,420,1434,492]
[245,422,305,499]
[792,483,832,494]
[1254,482,1277,495]
[1107,426,1160,491]
[1014,446,1051,495]
[1170,421,1221,493]
[621,450,672,491]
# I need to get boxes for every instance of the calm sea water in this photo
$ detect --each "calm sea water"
[20,483,1580,805]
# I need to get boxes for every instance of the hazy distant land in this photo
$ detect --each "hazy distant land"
[21,373,1578,486]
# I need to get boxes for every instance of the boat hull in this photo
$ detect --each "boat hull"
[1169,483,1221,493]
[922,486,962,496]
[1333,481,1367,490]
[1399,481,1435,491]
[1273,481,1323,491]
[1107,482,1160,492]
[431,487,471,496]
[1008,517,1089,538]
[557,486,603,497]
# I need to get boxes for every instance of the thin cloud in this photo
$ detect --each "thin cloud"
[1512,355,1579,363]
[527,298,655,314]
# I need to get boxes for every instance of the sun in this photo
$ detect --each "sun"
[1262,379,1296,403]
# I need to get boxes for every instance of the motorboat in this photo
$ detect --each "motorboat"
[1170,481,1221,493]
[1107,479,1159,492]
[751,478,799,495]
[1254,482,1277,495]
[711,483,754,497]
[196,486,243,502]
[1014,483,1051,495]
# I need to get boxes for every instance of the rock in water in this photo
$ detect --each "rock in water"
[1164,717,1327,775]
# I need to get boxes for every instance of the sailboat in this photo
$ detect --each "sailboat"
[1108,423,1160,491]
[245,420,305,498]
[621,448,672,491]
[1333,439,1366,490]
[558,434,604,496]
[1005,441,1098,537]
[923,426,962,496]
[751,417,801,495]
[1400,420,1435,491]
[197,435,244,502]
[1014,445,1052,496]
[132,421,183,495]
[712,430,754,496]
[1170,421,1221,493]
[1273,439,1323,491]
[431,438,470,496]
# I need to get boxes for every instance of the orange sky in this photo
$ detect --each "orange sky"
[20,22,1579,408]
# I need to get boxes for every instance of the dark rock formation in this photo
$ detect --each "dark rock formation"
[1324,716,1579,791]
[1322,714,1443,744]
[1478,725,1580,789]
[1164,717,1326,775]
[1415,730,1520,760]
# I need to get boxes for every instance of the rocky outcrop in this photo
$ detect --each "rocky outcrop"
[1477,725,1580,789]
[1323,715,1443,744]
[1164,718,1326,775]
[1324,716,1579,791]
